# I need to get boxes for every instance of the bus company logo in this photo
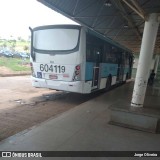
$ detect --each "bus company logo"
[1,152,43,158]
[2,152,11,157]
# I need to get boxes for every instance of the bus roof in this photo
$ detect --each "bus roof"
[31,24,81,32]
[31,24,133,56]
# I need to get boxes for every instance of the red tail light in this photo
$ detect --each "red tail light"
[76,65,80,70]
[73,65,81,81]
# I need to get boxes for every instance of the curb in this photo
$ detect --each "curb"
[0,73,31,77]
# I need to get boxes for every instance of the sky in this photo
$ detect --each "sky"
[0,0,77,39]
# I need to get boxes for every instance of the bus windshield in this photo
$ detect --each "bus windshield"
[33,28,80,51]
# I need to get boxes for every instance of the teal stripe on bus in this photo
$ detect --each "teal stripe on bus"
[100,63,118,77]
[85,62,95,80]
[85,62,118,81]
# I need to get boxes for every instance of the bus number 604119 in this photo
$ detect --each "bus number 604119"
[40,64,65,73]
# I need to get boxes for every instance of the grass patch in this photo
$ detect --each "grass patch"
[0,57,31,72]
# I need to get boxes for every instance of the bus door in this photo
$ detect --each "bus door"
[92,48,102,89]
[117,53,125,82]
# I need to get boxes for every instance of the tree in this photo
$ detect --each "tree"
[2,42,7,48]
[18,36,22,41]
[8,40,16,51]
[10,42,16,51]
[24,45,29,52]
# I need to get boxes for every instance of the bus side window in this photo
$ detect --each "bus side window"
[106,53,112,63]
[124,53,129,65]
[86,44,93,61]
[129,56,133,66]
[86,47,91,61]
[113,53,118,64]
[115,53,120,64]
[105,46,117,64]
[104,44,112,63]
[93,48,101,63]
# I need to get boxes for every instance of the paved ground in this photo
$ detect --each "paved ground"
[0,82,160,160]
[0,76,104,141]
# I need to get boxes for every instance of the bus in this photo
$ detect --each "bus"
[30,24,133,94]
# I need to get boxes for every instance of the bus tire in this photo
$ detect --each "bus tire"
[105,76,112,91]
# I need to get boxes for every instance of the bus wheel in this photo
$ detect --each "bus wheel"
[105,76,112,91]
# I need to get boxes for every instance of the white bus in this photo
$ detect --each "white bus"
[30,25,133,94]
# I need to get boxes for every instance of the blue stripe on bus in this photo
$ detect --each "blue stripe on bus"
[100,63,118,77]
[85,62,119,80]
[85,62,95,80]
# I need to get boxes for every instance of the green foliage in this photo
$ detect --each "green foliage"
[9,40,16,51]
[0,57,30,71]
[0,39,30,52]
[23,45,29,51]
[18,37,22,41]
[2,42,7,48]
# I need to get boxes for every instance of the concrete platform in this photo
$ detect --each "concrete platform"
[0,82,160,160]
[109,83,160,133]
[109,100,160,133]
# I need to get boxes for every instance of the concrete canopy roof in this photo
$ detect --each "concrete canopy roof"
[38,0,160,54]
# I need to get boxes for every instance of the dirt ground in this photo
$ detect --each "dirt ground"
[0,76,103,141]
[0,66,30,76]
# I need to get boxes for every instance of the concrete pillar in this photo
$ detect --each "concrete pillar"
[131,13,159,107]
[154,55,160,77]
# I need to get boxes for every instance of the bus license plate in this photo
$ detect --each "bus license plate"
[40,64,65,73]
